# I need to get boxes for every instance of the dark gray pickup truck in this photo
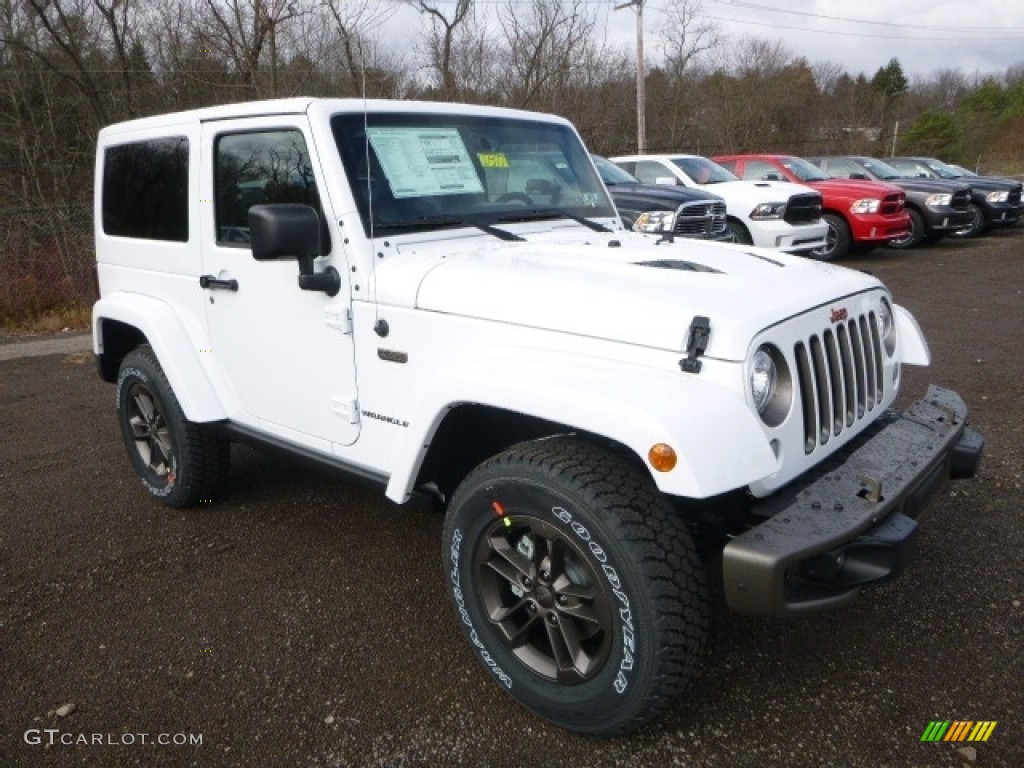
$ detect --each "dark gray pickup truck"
[887,156,1022,238]
[592,155,730,241]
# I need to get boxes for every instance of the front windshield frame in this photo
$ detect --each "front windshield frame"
[670,156,738,184]
[782,156,830,182]
[331,112,616,238]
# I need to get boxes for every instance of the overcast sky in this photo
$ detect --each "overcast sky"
[382,0,1024,81]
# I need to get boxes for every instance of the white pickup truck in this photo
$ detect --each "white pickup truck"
[610,153,829,254]
[93,98,982,735]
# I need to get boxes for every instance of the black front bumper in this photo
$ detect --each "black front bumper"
[722,386,983,616]
[923,208,974,234]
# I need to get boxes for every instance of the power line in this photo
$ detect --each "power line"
[706,0,1024,32]
[703,13,1024,42]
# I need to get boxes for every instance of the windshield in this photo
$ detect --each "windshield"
[861,158,905,180]
[592,155,638,184]
[331,112,615,237]
[671,156,737,184]
[783,156,830,182]
[922,158,963,178]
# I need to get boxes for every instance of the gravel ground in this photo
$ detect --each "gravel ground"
[1,229,1022,767]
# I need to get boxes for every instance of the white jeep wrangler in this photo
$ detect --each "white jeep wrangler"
[93,98,983,735]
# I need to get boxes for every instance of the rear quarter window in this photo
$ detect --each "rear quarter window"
[102,137,189,242]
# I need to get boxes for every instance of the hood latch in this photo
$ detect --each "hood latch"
[680,316,711,374]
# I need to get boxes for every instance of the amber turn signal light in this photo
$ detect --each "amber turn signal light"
[648,443,677,472]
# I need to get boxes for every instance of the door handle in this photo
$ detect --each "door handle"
[199,275,239,291]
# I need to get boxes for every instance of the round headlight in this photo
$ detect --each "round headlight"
[877,297,896,355]
[751,347,776,413]
[749,344,793,426]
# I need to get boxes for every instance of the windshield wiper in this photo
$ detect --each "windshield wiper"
[380,214,524,242]
[497,207,612,233]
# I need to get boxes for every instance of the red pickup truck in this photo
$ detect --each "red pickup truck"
[713,154,910,260]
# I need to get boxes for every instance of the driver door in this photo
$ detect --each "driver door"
[199,117,360,450]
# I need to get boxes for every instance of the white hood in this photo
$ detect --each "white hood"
[697,179,816,206]
[369,227,882,360]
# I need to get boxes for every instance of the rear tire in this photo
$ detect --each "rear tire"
[442,437,707,735]
[116,346,229,507]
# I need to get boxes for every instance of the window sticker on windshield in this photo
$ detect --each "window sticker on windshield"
[367,127,484,198]
[477,152,509,168]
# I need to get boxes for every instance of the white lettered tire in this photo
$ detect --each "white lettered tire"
[116,345,229,507]
[442,437,707,735]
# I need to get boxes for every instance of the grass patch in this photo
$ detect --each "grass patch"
[0,301,92,334]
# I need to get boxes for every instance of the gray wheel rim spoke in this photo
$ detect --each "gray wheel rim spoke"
[476,513,613,684]
[126,384,173,476]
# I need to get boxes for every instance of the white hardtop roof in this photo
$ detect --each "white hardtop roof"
[98,97,573,138]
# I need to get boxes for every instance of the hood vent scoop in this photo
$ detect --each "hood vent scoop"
[634,259,721,273]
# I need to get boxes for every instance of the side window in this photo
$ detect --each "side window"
[826,158,857,178]
[215,130,321,246]
[102,138,189,242]
[633,161,671,185]
[743,160,783,181]
[716,159,737,174]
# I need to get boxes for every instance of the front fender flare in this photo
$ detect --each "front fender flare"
[93,293,227,422]
[894,304,930,366]
[384,349,777,503]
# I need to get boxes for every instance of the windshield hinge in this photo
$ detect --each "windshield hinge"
[680,316,711,374]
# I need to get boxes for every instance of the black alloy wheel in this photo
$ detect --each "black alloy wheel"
[474,513,614,684]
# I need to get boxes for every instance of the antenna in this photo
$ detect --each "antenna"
[359,37,380,323]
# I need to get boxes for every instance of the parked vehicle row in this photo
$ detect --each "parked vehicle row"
[609,153,829,256]
[600,149,1021,259]
[712,154,909,260]
[884,156,1022,237]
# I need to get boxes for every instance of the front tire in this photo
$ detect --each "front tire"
[723,219,752,245]
[887,208,924,250]
[950,202,985,238]
[811,213,851,261]
[116,346,229,507]
[442,437,707,735]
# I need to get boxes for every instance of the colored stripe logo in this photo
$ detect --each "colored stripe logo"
[920,721,997,742]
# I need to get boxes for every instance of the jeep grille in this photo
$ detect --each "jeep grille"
[675,200,728,237]
[794,312,885,454]
[951,188,971,212]
[784,193,822,225]
[1009,184,1022,206]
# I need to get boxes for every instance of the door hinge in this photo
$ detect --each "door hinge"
[331,395,359,424]
[323,307,353,334]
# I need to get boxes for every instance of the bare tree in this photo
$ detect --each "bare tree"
[199,0,305,97]
[496,0,597,110]
[322,0,398,96]
[408,0,473,99]
[642,0,718,151]
[658,0,717,80]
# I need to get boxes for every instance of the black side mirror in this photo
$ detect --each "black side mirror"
[249,204,340,297]
[850,172,868,180]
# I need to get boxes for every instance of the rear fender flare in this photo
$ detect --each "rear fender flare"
[93,293,227,422]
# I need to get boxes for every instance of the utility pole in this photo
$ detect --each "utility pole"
[615,0,646,153]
